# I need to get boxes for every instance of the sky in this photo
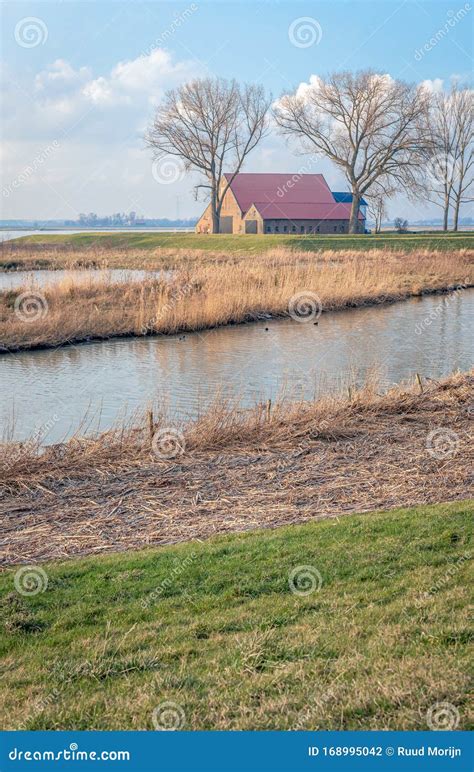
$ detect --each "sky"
[1,0,473,222]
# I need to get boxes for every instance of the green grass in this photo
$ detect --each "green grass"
[10,230,474,253]
[1,500,472,730]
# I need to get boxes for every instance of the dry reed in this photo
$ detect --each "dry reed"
[1,372,472,566]
[1,248,473,352]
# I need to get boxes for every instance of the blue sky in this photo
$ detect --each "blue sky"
[2,0,473,221]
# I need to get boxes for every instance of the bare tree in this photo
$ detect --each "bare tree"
[274,70,430,233]
[394,217,408,233]
[146,78,270,233]
[368,186,391,233]
[424,85,473,231]
[424,89,455,230]
[450,87,473,231]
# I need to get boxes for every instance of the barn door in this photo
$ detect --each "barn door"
[219,216,233,234]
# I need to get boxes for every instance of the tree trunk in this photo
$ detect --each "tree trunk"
[452,196,460,232]
[349,192,360,234]
[211,209,219,234]
[210,186,219,234]
[442,197,449,232]
[375,207,382,233]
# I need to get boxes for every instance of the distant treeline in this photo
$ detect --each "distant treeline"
[0,216,198,228]
[73,213,198,227]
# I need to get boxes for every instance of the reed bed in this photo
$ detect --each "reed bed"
[1,248,473,351]
[0,243,196,272]
[1,372,472,566]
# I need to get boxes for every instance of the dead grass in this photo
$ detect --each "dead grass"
[0,243,202,272]
[1,247,473,351]
[1,372,472,566]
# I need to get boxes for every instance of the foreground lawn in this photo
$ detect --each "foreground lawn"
[1,500,472,731]
[9,230,474,253]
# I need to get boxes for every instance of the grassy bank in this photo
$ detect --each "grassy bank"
[2,373,472,566]
[0,499,472,730]
[4,230,474,258]
[1,248,473,352]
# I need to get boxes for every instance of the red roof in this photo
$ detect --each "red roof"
[251,201,363,221]
[224,173,362,221]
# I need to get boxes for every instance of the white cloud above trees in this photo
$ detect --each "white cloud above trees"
[1,49,204,218]
[1,57,458,222]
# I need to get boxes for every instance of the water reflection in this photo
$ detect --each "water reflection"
[1,290,472,443]
[0,268,161,290]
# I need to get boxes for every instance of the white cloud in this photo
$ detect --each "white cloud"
[35,59,92,92]
[3,48,202,139]
[1,48,204,218]
[420,78,445,93]
[295,74,321,101]
[82,76,120,106]
[81,49,189,107]
[1,59,453,222]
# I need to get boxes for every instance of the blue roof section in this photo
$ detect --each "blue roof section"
[332,192,368,206]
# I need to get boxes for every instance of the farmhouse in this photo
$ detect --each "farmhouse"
[196,173,367,234]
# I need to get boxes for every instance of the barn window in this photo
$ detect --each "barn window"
[275,225,279,233]
[300,225,305,233]
[316,226,320,233]
[292,225,296,232]
[266,226,271,233]
[283,225,288,233]
[334,226,337,232]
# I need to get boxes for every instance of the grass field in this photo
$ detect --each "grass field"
[0,500,472,731]
[6,230,474,255]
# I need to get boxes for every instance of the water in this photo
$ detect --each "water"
[0,228,194,242]
[0,268,162,291]
[1,290,472,444]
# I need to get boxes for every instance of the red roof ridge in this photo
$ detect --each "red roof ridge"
[223,172,336,215]
[224,172,327,177]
